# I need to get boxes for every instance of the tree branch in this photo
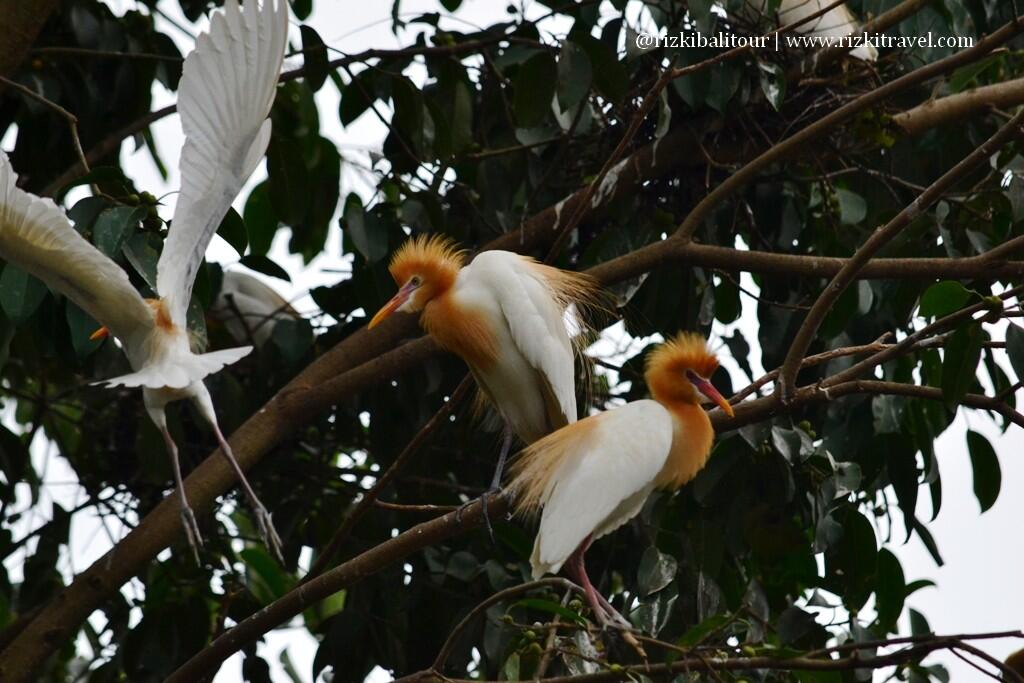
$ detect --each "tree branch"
[778,107,1024,399]
[676,18,1024,242]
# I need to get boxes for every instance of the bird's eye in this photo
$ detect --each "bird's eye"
[410,276,422,286]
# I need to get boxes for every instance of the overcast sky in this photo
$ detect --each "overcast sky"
[5,1,1021,681]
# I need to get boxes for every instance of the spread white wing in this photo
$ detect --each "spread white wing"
[778,0,878,61]
[468,251,578,427]
[525,400,674,577]
[0,152,153,344]
[157,0,289,327]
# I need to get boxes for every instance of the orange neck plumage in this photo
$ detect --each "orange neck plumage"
[421,293,499,370]
[645,332,721,490]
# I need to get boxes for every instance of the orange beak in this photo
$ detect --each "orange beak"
[688,371,734,417]
[89,326,110,341]
[368,280,418,329]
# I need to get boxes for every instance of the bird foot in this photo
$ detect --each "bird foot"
[454,487,504,545]
[251,501,284,564]
[179,504,204,564]
[596,617,647,661]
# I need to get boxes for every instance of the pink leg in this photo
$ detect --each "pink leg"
[564,537,612,627]
[564,537,634,630]
[210,422,284,563]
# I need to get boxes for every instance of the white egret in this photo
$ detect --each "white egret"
[0,0,289,561]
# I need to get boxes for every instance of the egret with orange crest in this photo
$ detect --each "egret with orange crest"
[509,333,733,629]
[369,236,598,525]
[0,0,288,561]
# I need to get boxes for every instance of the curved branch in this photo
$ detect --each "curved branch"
[778,107,1024,399]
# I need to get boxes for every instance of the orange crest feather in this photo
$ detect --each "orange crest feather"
[645,332,719,380]
[388,234,465,290]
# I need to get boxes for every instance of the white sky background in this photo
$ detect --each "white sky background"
[2,0,1022,681]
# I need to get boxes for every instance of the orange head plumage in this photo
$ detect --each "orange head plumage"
[645,332,733,416]
[369,235,466,328]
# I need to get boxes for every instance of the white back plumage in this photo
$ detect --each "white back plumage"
[528,400,674,578]
[0,151,154,344]
[157,0,289,327]
[462,251,578,430]
[777,0,878,61]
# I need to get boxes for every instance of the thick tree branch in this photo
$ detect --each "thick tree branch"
[778,107,1024,399]
[893,77,1024,135]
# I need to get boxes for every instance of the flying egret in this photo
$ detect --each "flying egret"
[0,0,289,562]
[776,0,878,61]
[368,236,599,524]
[509,332,733,629]
[211,270,299,347]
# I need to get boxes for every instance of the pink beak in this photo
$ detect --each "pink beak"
[688,371,734,417]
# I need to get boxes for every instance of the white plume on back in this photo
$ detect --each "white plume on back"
[157,0,289,327]
[466,251,578,427]
[0,151,154,345]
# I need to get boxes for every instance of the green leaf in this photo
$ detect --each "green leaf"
[556,41,592,111]
[676,613,732,647]
[340,68,382,126]
[1005,323,1024,383]
[93,206,145,258]
[908,607,932,635]
[239,255,291,282]
[571,33,628,103]
[266,135,310,226]
[217,207,247,257]
[300,25,329,92]
[874,548,906,632]
[65,303,103,358]
[941,323,984,408]
[341,194,388,264]
[966,430,1001,512]
[0,266,48,325]
[636,546,677,596]
[511,598,586,626]
[514,52,557,128]
[919,281,973,318]
[243,182,278,256]
[289,0,311,20]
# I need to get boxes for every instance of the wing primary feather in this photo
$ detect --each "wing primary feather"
[157,0,289,327]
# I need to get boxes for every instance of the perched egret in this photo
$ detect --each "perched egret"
[776,0,878,61]
[211,270,299,347]
[509,332,733,628]
[0,0,288,562]
[368,236,598,517]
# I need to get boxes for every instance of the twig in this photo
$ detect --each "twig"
[303,377,472,581]
[0,75,89,175]
[432,578,583,672]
